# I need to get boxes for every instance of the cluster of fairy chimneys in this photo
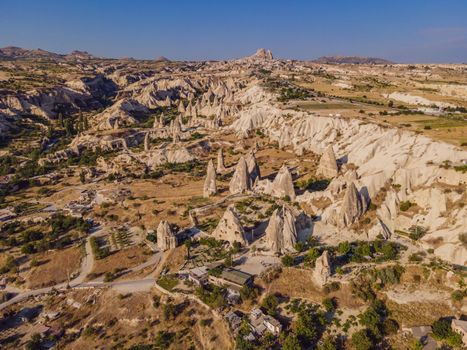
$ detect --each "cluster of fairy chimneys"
[203,147,296,200]
[143,114,185,152]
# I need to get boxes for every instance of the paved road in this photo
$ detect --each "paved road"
[0,235,162,311]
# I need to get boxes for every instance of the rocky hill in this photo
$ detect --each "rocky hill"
[314,55,394,64]
[0,46,98,60]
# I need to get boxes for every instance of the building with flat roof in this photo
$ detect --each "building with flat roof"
[211,268,253,291]
[187,266,208,285]
[249,308,282,336]
[451,319,467,346]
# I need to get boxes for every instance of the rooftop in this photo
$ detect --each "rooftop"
[220,268,253,286]
[452,319,467,332]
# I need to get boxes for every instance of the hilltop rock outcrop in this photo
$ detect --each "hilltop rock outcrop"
[211,206,248,246]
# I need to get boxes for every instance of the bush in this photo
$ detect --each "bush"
[282,333,301,350]
[451,289,465,302]
[157,276,179,291]
[322,297,336,312]
[337,241,351,255]
[408,226,427,240]
[399,201,413,211]
[351,329,373,350]
[304,248,320,264]
[281,254,295,267]
[261,294,279,316]
[432,319,451,339]
[89,237,109,260]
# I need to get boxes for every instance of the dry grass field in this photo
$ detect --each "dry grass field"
[90,245,152,278]
[27,246,82,288]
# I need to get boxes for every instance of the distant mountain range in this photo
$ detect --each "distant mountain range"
[0,46,98,60]
[313,56,394,65]
[0,46,394,64]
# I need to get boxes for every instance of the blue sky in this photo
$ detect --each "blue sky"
[1,0,466,63]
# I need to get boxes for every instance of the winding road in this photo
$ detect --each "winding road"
[0,232,162,311]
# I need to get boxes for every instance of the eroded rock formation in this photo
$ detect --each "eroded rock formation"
[229,156,251,194]
[264,206,298,254]
[211,205,247,246]
[313,250,332,287]
[317,145,338,178]
[156,220,177,251]
[203,159,217,198]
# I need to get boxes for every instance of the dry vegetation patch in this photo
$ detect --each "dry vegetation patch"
[27,246,82,288]
[90,245,151,277]
[386,300,453,327]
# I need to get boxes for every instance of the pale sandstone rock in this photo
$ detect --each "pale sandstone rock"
[217,148,226,173]
[313,250,332,287]
[229,156,251,194]
[317,145,339,178]
[245,150,261,184]
[156,220,177,251]
[203,159,217,198]
[270,164,296,200]
[144,132,150,152]
[211,205,247,246]
[265,206,298,254]
[339,182,366,228]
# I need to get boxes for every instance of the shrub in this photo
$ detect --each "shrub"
[408,226,427,240]
[399,201,413,211]
[157,276,179,292]
[304,248,320,264]
[451,290,465,302]
[281,254,295,267]
[261,294,279,316]
[322,297,336,312]
[351,329,373,350]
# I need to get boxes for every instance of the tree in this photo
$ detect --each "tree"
[184,239,192,259]
[337,241,351,255]
[318,336,338,350]
[25,333,41,350]
[382,318,399,335]
[304,248,320,264]
[79,170,86,184]
[294,241,306,252]
[261,294,279,316]
[224,253,233,267]
[432,319,451,339]
[322,297,336,313]
[78,112,84,132]
[64,119,75,137]
[409,339,423,350]
[58,112,64,127]
[281,254,295,267]
[295,309,319,345]
[163,302,177,321]
[351,329,373,350]
[282,333,301,350]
